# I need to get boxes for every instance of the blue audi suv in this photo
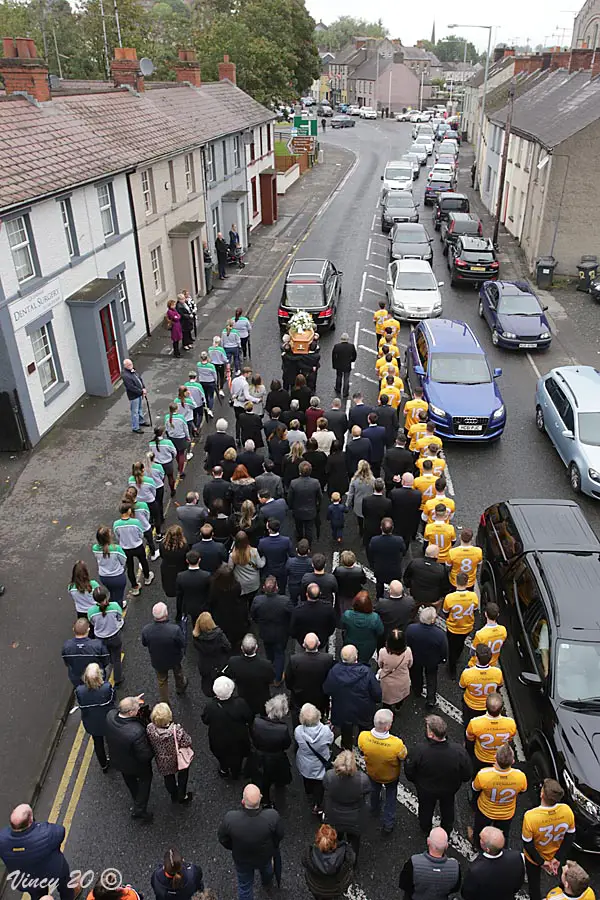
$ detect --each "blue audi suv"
[405,318,506,440]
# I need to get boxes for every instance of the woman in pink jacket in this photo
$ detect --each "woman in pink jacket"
[166,300,183,358]
[377,629,413,712]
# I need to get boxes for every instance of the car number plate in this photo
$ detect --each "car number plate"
[518,342,537,348]
[471,266,485,272]
[458,424,483,432]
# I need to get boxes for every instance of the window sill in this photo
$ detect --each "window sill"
[104,234,122,248]
[153,290,168,305]
[43,379,70,407]
[14,274,44,297]
[124,320,136,334]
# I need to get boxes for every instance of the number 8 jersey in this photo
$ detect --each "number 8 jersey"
[473,765,528,819]
[522,803,575,862]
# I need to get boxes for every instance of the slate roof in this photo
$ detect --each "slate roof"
[490,68,600,149]
[332,43,364,65]
[0,79,274,212]
[467,56,514,88]
[484,67,547,114]
[350,56,392,81]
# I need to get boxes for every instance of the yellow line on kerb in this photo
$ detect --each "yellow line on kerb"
[61,736,94,847]
[48,723,85,824]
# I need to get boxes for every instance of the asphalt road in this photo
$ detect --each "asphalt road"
[31,118,600,900]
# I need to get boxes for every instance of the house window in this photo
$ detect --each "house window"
[141,170,155,215]
[222,140,228,177]
[266,124,272,152]
[259,127,264,157]
[251,177,258,217]
[168,160,177,204]
[525,142,533,172]
[31,323,58,394]
[150,246,164,295]
[97,183,116,238]
[6,215,36,283]
[211,206,220,242]
[205,145,215,184]
[484,165,492,193]
[116,271,131,323]
[59,198,78,257]
[233,135,241,169]
[184,153,195,193]
[250,134,256,162]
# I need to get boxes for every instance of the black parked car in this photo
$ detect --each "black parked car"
[389,223,433,264]
[448,237,499,286]
[478,497,600,852]
[278,258,342,330]
[381,192,419,232]
[331,115,355,128]
[441,212,483,255]
[432,192,469,231]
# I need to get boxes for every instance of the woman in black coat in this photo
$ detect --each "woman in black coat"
[302,824,355,899]
[175,296,194,351]
[265,380,290,414]
[267,425,290,476]
[192,611,231,696]
[159,525,189,598]
[151,849,203,900]
[281,443,304,490]
[201,676,253,777]
[303,439,328,489]
[333,550,366,618]
[230,465,258,511]
[322,750,370,864]
[291,374,312,412]
[209,564,249,652]
[250,694,292,807]
[75,663,115,772]
[325,441,349,497]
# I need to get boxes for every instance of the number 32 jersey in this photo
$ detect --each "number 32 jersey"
[473,765,528,819]
[522,803,575,862]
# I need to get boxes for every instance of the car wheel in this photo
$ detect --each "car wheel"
[569,462,582,493]
[535,405,545,433]
[478,299,484,318]
[442,243,448,257]
[491,328,499,346]
[530,751,552,789]
[479,580,497,622]
[329,319,336,332]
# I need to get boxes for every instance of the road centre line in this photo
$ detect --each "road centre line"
[526,352,542,379]
[358,271,366,306]
[366,237,372,261]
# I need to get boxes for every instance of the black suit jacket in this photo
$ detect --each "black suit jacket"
[331,342,357,373]
[176,567,212,622]
[345,437,372,475]
[389,486,422,541]
[367,534,406,583]
[462,850,525,900]
[327,408,349,445]
[192,539,228,574]
[176,505,207,546]
[203,479,233,514]
[236,450,264,478]
[376,405,399,447]
[382,446,415,486]
[205,432,236,469]
[348,404,373,432]
[361,494,393,543]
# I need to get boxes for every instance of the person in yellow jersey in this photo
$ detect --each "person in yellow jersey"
[408,410,430,452]
[415,422,443,457]
[466,692,517,774]
[404,386,429,432]
[373,300,390,351]
[471,743,527,848]
[546,861,595,900]
[382,314,401,341]
[378,375,402,410]
[358,708,407,834]
[378,326,398,351]
[414,459,438,512]
[522,778,576,900]
[443,572,479,678]
[459,644,503,726]
[415,444,446,478]
[447,528,482,589]
[424,504,456,562]
[469,602,507,668]
[376,352,399,380]
[380,365,404,394]
[378,339,401,360]
[423,478,455,525]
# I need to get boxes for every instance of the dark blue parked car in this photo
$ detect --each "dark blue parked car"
[478,280,552,350]
[405,318,506,440]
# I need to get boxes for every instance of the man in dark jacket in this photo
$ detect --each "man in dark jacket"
[141,602,187,703]
[61,618,109,688]
[404,545,449,606]
[203,467,233,514]
[192,523,228,574]
[327,398,349,445]
[374,580,415,642]
[389,473,422,545]
[258,519,294,593]
[398,827,461,900]
[215,232,229,280]
[176,549,211,623]
[238,405,264,450]
[284,632,334,724]
[250,577,294,684]
[348,393,373,431]
[177,491,208,545]
[345,426,372,476]
[121,358,147,434]
[257,491,288,526]
[204,418,236,470]
[367,518,406,597]
[290,584,336,650]
[406,606,447,708]
[300,553,338,604]
[331,333,357,399]
[323,644,382,749]
[287,460,322,543]
[218,783,284,900]
[363,414,387,477]
[237,439,265,478]
[0,805,75,900]
[376,395,399,447]
[105,695,154,821]
[382,433,414,489]
[361,478,393,549]
[405,715,471,835]
[255,459,284,499]
[224,634,275,715]
[462,826,526,900]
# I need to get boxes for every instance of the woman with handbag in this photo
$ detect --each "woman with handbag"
[376,629,413,712]
[146,702,194,804]
[294,703,334,816]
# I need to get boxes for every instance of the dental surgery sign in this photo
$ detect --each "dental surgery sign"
[10,279,63,331]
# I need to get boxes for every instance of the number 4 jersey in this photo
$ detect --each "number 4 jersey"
[473,765,528,819]
[522,803,575,863]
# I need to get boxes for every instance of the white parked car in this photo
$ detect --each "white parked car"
[396,111,411,121]
[409,142,428,165]
[409,110,422,122]
[412,123,435,141]
[347,105,361,116]
[428,163,455,180]
[386,258,443,320]
[360,106,377,119]
[415,134,434,156]
[381,160,414,196]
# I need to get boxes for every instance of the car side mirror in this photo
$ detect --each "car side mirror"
[415,203,420,208]
[438,281,444,286]
[381,175,384,181]
[493,368,502,378]
[521,671,543,688]
[543,305,549,311]
[338,271,343,276]
[414,365,425,377]
[562,429,574,439]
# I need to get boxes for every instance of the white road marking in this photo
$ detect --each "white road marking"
[444,464,455,497]
[367,274,386,283]
[346,885,370,900]
[421,688,463,723]
[353,320,360,354]
[365,287,383,294]
[363,564,376,582]
[359,344,377,355]
[371,250,388,258]
[366,237,372,261]
[354,372,379,385]
[368,262,386,271]
[361,327,376,336]
[372,214,378,229]
[363,307,377,314]
[358,271,366,306]
[526,352,542,379]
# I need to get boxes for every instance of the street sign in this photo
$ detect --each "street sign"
[293,116,317,136]
[290,136,316,154]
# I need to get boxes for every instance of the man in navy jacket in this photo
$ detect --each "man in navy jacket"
[121,358,147,434]
[257,519,294,593]
[61,618,109,688]
[367,518,406,597]
[0,805,74,900]
[362,413,387,477]
[345,426,372,476]
[406,606,448,709]
[323,644,381,749]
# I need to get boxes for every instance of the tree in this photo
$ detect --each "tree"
[316,15,388,51]
[431,35,479,64]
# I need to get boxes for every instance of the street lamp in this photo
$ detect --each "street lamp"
[448,23,493,188]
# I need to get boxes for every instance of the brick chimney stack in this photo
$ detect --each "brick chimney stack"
[173,49,201,86]
[592,50,600,78]
[111,47,144,92]
[568,48,594,71]
[513,54,544,75]
[0,38,50,102]
[503,47,515,58]
[218,54,236,85]
[549,50,571,69]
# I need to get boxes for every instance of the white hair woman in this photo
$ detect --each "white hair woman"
[200,676,253,778]
[250,694,292,807]
[295,703,334,815]
[322,749,370,865]
[346,459,375,535]
[75,663,115,772]
[147,702,194,804]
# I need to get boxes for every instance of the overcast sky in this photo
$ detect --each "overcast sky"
[306,0,579,51]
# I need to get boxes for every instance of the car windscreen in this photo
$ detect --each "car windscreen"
[429,181,452,189]
[556,640,600,702]
[396,271,437,291]
[497,294,541,314]
[385,167,412,181]
[430,353,491,384]
[578,412,600,446]
[415,136,431,143]
[385,196,414,209]
[441,199,468,211]
[410,145,425,153]
[285,283,323,308]
[462,250,495,263]
[454,221,480,234]
[393,229,427,243]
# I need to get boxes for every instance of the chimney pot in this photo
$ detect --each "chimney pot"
[111,47,144,91]
[218,53,236,85]
[568,47,594,71]
[2,37,16,57]
[0,37,49,100]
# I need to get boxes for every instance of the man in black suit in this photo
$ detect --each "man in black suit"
[367,517,406,597]
[389,472,422,545]
[287,461,322,544]
[238,404,264,451]
[327,398,349,445]
[345,425,372,476]
[176,491,207,545]
[204,418,236,469]
[331,333,357,399]
[404,544,449,607]
[290,584,336,650]
[255,458,284,499]
[203,467,233,513]
[348,393,373,431]
[361,478,393,549]
[192,523,228,574]
[376,395,399,448]
[462,826,525,900]
[284,632,334,725]
[176,549,211,623]
[374,579,415,641]
[263,408,282,440]
[236,439,264,478]
[363,413,387,477]
[382,433,414,490]
[223,633,275,716]
[257,490,288,524]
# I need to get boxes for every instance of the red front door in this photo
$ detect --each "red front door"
[100,305,120,384]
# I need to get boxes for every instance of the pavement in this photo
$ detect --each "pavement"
[3,120,600,900]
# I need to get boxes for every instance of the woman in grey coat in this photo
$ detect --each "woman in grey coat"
[322,749,370,865]
[346,460,375,536]
[294,703,334,815]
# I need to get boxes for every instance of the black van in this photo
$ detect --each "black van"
[432,192,469,231]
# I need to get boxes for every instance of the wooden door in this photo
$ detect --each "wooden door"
[100,305,120,384]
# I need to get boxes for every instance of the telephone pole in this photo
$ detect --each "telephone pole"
[493,78,516,247]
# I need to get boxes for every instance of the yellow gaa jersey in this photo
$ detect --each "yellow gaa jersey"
[376,355,399,377]
[473,765,527,819]
[448,545,483,588]
[424,520,456,561]
[382,316,401,340]
[469,623,508,667]
[522,803,576,863]
[415,434,444,456]
[409,422,429,451]
[378,334,399,354]
[424,495,455,523]
[404,398,429,430]
[416,455,446,478]
[379,384,402,409]
[380,375,404,394]
[415,474,439,510]
[374,308,389,335]
[466,713,517,763]
[443,589,479,635]
[460,664,503,710]
[547,888,595,900]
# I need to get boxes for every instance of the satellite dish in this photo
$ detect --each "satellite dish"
[139,57,155,77]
